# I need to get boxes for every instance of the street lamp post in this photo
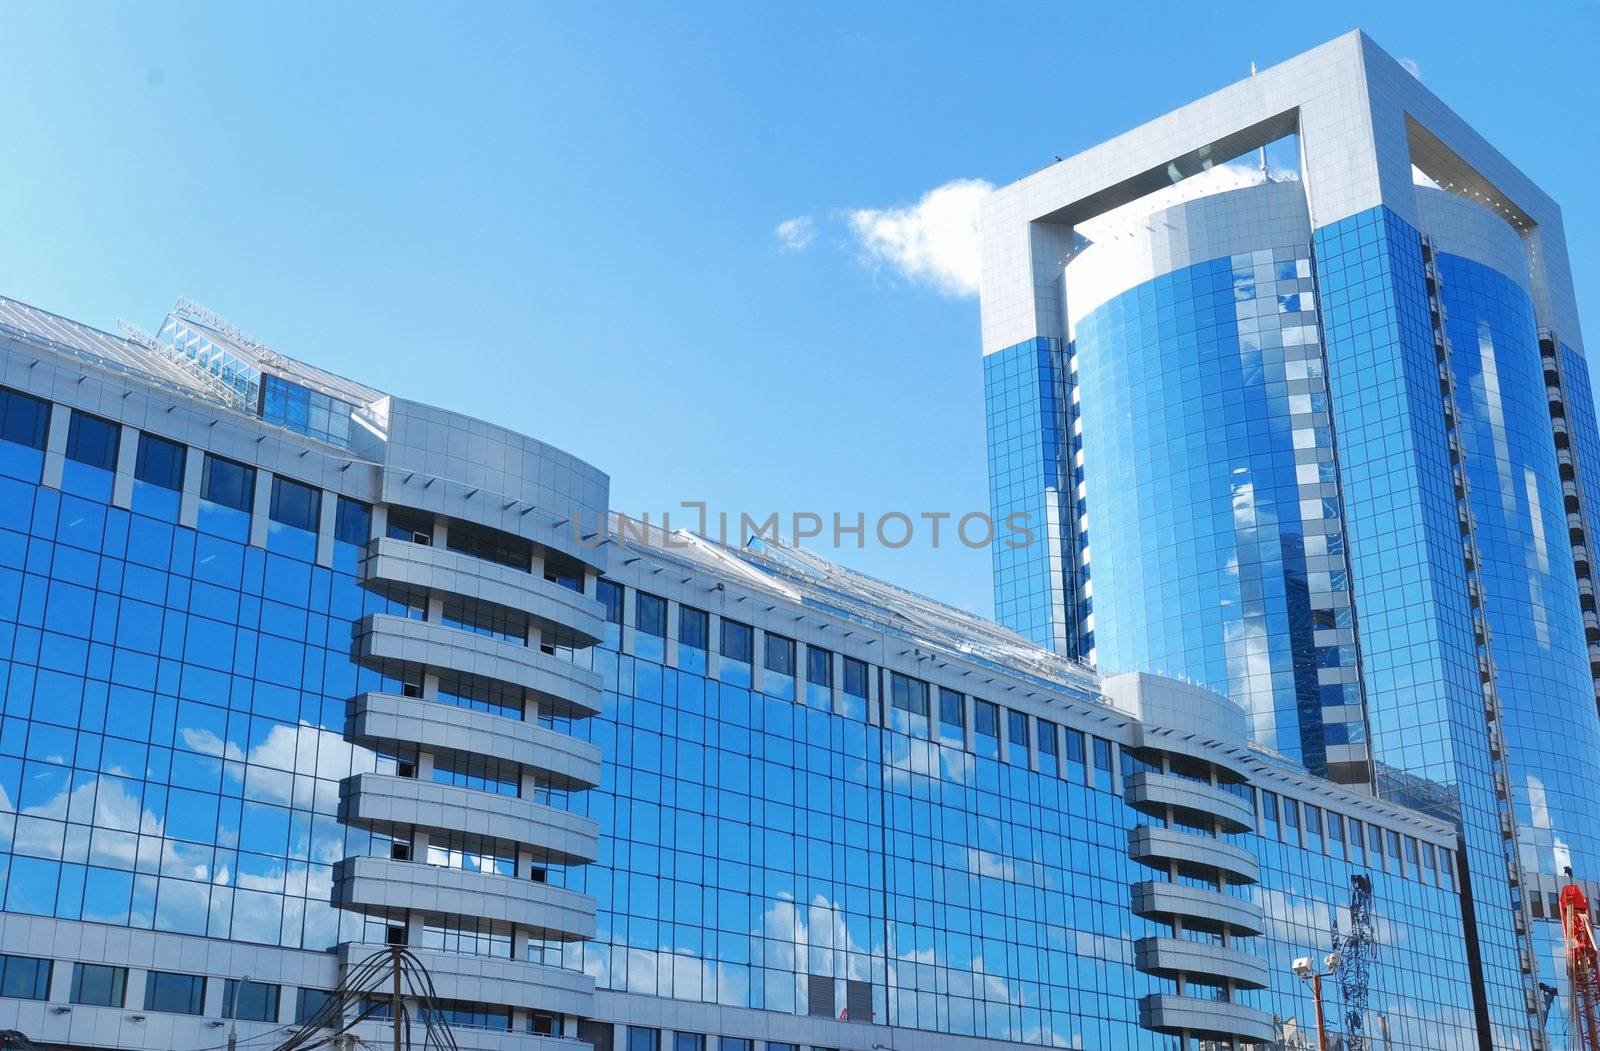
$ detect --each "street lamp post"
[225,974,250,1051]
[1292,952,1341,1051]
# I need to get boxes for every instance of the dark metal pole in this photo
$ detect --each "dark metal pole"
[391,945,403,1051]
[1312,971,1328,1051]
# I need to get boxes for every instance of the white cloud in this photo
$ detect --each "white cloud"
[847,178,995,297]
[774,216,815,252]
[1399,57,1422,80]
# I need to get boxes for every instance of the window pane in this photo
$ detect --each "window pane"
[806,646,832,686]
[636,592,666,637]
[144,971,205,1014]
[296,988,333,1025]
[269,476,321,531]
[71,963,127,1007]
[0,955,50,1000]
[763,632,793,675]
[843,657,869,698]
[201,454,255,511]
[135,433,187,490]
[66,411,119,470]
[597,580,623,624]
[447,518,532,572]
[224,979,280,1022]
[721,619,752,662]
[679,606,708,650]
[542,550,585,592]
[0,387,50,449]
[335,496,372,545]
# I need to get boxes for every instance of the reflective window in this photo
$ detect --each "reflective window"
[432,1000,510,1031]
[269,476,321,532]
[223,978,280,1022]
[934,687,960,729]
[446,518,531,572]
[144,971,205,1014]
[0,387,49,450]
[134,432,186,490]
[679,605,708,650]
[201,453,254,511]
[432,752,520,798]
[437,671,524,720]
[1037,718,1059,776]
[387,506,434,544]
[719,1040,753,1051]
[66,410,119,470]
[296,988,333,1026]
[1091,736,1113,791]
[842,656,868,698]
[334,496,371,545]
[542,549,585,592]
[0,955,50,1001]
[441,596,527,645]
[974,699,999,760]
[637,592,666,637]
[673,1035,706,1051]
[425,831,517,878]
[260,373,356,447]
[721,619,753,663]
[806,646,832,686]
[597,579,623,624]
[1007,710,1030,766]
[70,963,127,1007]
[628,1027,661,1051]
[764,632,794,675]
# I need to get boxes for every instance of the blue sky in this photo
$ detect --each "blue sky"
[1,2,1595,617]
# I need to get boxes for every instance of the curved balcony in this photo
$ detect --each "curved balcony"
[341,772,599,866]
[338,942,594,1019]
[362,537,605,647]
[334,855,596,942]
[350,692,601,791]
[1138,994,1276,1044]
[1134,936,1269,990]
[1128,826,1259,885]
[1125,772,1255,833]
[355,613,602,719]
[1131,881,1264,936]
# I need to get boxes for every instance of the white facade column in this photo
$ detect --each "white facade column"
[665,601,680,667]
[111,423,140,508]
[621,582,637,656]
[749,628,765,693]
[179,446,202,528]
[831,649,846,715]
[248,469,272,547]
[315,487,338,567]
[707,613,722,681]
[39,406,69,490]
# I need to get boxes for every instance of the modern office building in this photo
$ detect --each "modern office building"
[0,289,1497,1051]
[981,29,1599,1050]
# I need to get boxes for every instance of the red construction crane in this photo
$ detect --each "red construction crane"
[1560,869,1600,1049]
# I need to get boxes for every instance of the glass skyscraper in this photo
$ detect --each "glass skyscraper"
[981,30,1600,1050]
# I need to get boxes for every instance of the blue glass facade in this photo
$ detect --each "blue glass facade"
[1435,253,1600,882]
[563,567,1481,1049]
[984,337,1077,653]
[0,404,400,948]
[1312,206,1530,1048]
[1070,249,1365,777]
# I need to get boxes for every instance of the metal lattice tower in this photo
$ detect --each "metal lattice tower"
[1334,873,1377,1050]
